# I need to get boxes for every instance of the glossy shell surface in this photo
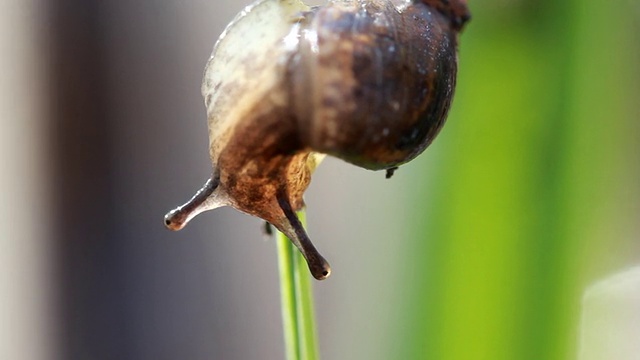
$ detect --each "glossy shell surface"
[204,0,460,171]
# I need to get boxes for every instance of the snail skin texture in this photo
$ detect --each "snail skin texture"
[164,0,470,280]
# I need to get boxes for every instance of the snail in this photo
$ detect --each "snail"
[164,0,470,280]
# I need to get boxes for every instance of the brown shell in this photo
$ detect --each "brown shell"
[290,0,465,170]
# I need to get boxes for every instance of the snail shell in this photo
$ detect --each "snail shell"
[165,0,469,280]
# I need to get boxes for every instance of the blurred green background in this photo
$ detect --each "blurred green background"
[2,0,639,359]
[398,1,640,359]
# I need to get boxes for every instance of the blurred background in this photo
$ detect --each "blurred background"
[1,0,639,359]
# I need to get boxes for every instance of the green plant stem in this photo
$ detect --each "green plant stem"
[276,210,319,360]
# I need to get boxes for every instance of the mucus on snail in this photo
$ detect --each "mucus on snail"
[164,0,470,280]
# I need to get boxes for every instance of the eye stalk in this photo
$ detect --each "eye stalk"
[164,173,224,231]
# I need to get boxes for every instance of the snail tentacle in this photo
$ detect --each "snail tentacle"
[164,171,226,231]
[275,188,331,280]
[263,221,274,237]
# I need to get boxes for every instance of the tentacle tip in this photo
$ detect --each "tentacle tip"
[310,261,332,281]
[263,221,274,237]
[163,209,186,231]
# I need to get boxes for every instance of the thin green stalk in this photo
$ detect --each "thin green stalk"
[292,211,319,360]
[276,210,320,360]
[276,227,299,360]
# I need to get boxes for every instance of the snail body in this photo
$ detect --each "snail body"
[165,0,469,280]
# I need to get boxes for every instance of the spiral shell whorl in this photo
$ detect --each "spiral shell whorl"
[289,0,459,169]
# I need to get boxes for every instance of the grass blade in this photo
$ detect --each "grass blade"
[276,209,319,360]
